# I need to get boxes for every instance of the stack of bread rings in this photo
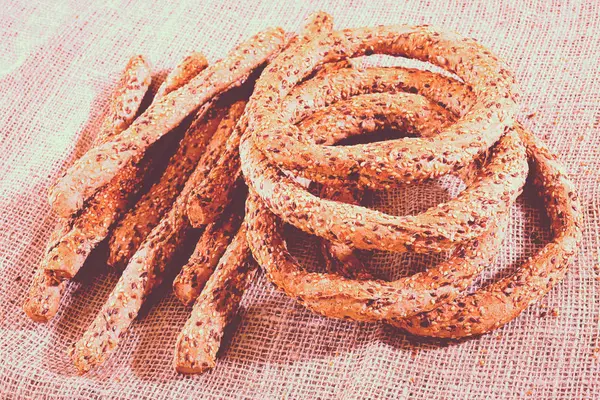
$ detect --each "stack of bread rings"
[241,22,583,338]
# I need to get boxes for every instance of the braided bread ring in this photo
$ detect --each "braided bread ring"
[49,28,286,218]
[246,25,518,188]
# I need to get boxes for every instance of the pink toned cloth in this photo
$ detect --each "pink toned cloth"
[1,1,599,398]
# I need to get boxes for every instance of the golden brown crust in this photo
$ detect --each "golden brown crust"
[70,193,191,373]
[241,52,526,322]
[43,161,152,280]
[24,15,580,373]
[23,268,67,322]
[239,68,483,254]
[284,11,334,50]
[301,11,334,37]
[49,28,286,218]
[174,225,254,374]
[48,55,152,217]
[281,67,472,127]
[296,92,452,144]
[245,62,579,336]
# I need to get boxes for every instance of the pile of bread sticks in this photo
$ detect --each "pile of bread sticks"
[24,11,582,375]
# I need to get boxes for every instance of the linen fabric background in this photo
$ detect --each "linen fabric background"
[1,0,599,399]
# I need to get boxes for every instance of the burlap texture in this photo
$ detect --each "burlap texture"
[1,1,599,398]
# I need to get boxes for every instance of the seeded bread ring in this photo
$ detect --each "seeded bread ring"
[241,85,527,253]
[243,67,523,320]
[246,188,509,321]
[245,25,518,188]
[241,66,523,253]
[246,65,579,330]
[390,124,582,337]
[282,67,472,136]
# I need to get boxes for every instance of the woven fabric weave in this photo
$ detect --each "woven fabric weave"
[1,1,599,398]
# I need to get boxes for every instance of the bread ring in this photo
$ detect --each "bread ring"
[242,62,524,320]
[246,188,508,321]
[246,25,518,188]
[391,124,582,337]
[241,91,527,254]
[245,67,580,332]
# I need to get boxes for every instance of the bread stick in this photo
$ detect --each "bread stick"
[173,200,244,306]
[23,55,153,321]
[43,54,207,280]
[106,103,228,269]
[49,28,286,218]
[70,104,248,372]
[174,225,254,374]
